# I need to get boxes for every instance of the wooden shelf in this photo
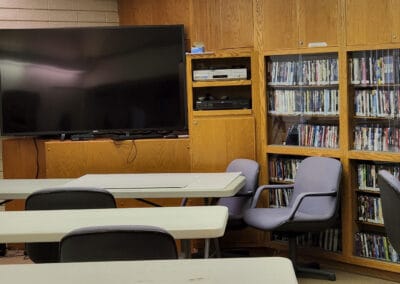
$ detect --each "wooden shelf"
[265,145,343,158]
[268,112,339,118]
[192,79,252,88]
[348,150,400,162]
[356,220,385,228]
[193,109,252,117]
[268,84,339,89]
[355,189,381,195]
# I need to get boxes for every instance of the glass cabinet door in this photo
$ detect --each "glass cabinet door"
[266,53,339,148]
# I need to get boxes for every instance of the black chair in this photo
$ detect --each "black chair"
[377,170,400,253]
[24,187,116,263]
[59,225,178,262]
[244,156,342,281]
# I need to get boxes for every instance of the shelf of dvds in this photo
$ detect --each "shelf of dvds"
[347,48,400,267]
[262,45,400,274]
[266,52,340,148]
[351,160,400,263]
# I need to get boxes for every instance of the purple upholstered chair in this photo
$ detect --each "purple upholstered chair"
[214,159,260,256]
[218,159,260,228]
[377,170,400,254]
[244,156,342,281]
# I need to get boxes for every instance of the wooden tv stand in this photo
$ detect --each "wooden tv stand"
[2,137,191,210]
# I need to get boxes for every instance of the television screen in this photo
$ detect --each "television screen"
[0,25,186,137]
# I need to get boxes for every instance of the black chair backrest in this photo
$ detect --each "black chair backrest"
[59,225,178,262]
[377,170,400,253]
[24,187,116,263]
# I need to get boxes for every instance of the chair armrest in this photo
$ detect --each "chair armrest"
[288,191,337,220]
[250,183,295,208]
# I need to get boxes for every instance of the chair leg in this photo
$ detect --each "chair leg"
[288,236,336,281]
[213,238,221,258]
[204,239,210,258]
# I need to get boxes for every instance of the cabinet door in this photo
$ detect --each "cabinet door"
[390,0,400,43]
[190,116,256,172]
[262,0,299,51]
[298,0,339,47]
[346,0,391,46]
[191,0,253,50]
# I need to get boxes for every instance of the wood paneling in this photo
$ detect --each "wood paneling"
[2,138,38,179]
[191,0,221,50]
[117,0,191,47]
[41,139,191,178]
[118,0,190,27]
[119,0,253,51]
[219,0,253,49]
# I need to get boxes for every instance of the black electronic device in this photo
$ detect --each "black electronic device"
[0,25,187,137]
[195,98,251,110]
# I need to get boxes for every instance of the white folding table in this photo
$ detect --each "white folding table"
[0,172,245,200]
[0,173,245,257]
[0,257,298,284]
[0,206,228,243]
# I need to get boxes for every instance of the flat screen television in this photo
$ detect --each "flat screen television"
[0,25,187,138]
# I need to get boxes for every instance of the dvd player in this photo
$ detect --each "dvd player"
[193,68,247,81]
[195,99,251,110]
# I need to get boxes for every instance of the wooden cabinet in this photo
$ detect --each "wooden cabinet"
[345,0,400,46]
[3,138,191,179]
[263,51,344,256]
[391,0,400,44]
[346,48,400,271]
[191,115,255,172]
[262,0,339,51]
[266,52,340,149]
[191,0,254,50]
[2,138,191,210]
[186,50,256,172]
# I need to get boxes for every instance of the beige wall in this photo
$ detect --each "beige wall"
[0,0,119,28]
[0,0,120,180]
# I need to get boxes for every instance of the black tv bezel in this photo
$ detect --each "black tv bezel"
[0,24,188,138]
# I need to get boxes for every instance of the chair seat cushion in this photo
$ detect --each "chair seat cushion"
[217,196,250,229]
[244,207,326,231]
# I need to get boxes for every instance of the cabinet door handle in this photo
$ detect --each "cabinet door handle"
[299,40,303,46]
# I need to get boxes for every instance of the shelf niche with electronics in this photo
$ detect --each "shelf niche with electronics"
[189,53,253,116]
[186,50,257,174]
[348,48,400,268]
